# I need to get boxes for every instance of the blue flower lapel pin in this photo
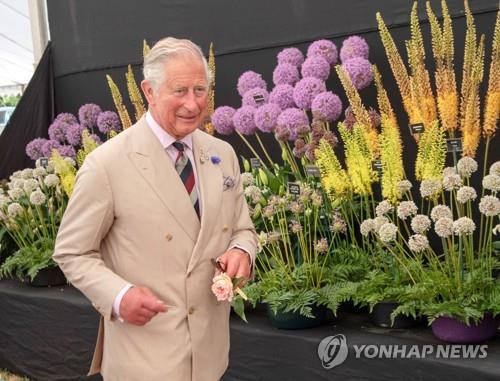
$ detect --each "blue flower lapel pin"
[223,175,235,191]
[211,155,221,165]
[199,148,221,165]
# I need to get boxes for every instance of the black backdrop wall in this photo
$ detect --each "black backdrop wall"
[1,0,498,178]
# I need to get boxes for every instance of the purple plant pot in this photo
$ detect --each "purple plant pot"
[431,314,500,344]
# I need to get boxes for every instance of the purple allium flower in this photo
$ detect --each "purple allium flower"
[305,143,318,161]
[65,123,85,146]
[277,47,305,68]
[26,138,49,160]
[272,63,300,86]
[311,91,343,122]
[237,71,267,97]
[97,111,121,134]
[254,103,281,133]
[90,134,102,145]
[341,57,373,90]
[277,108,309,140]
[212,106,236,135]
[274,125,291,142]
[269,84,295,110]
[78,103,102,130]
[322,131,338,148]
[242,87,269,108]
[42,140,62,157]
[55,112,78,125]
[57,145,76,159]
[301,56,330,81]
[233,106,258,135]
[307,39,338,65]
[340,36,370,62]
[48,120,68,143]
[293,77,326,110]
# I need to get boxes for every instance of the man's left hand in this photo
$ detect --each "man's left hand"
[216,248,251,281]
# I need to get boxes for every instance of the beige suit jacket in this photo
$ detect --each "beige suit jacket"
[53,117,257,381]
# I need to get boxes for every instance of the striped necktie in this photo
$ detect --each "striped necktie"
[172,141,200,218]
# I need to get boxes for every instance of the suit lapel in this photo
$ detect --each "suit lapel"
[188,130,223,272]
[128,118,200,243]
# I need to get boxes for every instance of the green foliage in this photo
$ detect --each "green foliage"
[0,237,56,280]
[0,94,21,107]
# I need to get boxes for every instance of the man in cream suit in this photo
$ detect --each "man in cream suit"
[53,37,257,381]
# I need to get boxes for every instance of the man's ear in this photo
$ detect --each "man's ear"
[141,80,154,105]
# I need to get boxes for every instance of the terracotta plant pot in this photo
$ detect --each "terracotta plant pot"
[431,314,500,343]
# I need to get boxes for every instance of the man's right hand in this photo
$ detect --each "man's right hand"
[119,286,168,326]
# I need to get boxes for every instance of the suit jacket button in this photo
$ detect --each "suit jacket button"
[188,307,194,315]
[165,233,173,241]
[222,225,229,232]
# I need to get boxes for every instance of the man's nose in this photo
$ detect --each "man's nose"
[183,90,199,111]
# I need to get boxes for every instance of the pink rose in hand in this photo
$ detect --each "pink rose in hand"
[211,273,234,302]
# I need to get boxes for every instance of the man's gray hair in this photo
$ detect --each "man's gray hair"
[143,37,212,90]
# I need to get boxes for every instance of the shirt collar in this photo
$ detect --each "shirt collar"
[146,111,193,150]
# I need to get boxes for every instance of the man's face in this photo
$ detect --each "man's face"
[142,55,208,139]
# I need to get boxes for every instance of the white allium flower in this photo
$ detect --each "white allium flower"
[489,161,500,177]
[311,191,323,207]
[267,231,281,242]
[430,205,453,222]
[397,201,418,220]
[314,238,329,253]
[443,166,457,177]
[330,213,347,234]
[408,234,429,252]
[378,222,398,242]
[435,217,454,238]
[478,195,500,217]
[289,220,303,233]
[374,216,390,233]
[262,204,274,219]
[457,156,478,178]
[360,219,375,236]
[456,186,477,203]
[29,189,47,206]
[44,174,60,188]
[21,168,34,179]
[11,179,25,190]
[64,157,76,167]
[453,217,476,236]
[23,179,39,193]
[443,174,462,191]
[45,161,55,173]
[33,167,47,178]
[10,170,22,180]
[482,174,500,192]
[241,173,255,187]
[244,185,262,204]
[0,195,9,209]
[7,188,24,201]
[411,214,431,234]
[376,200,394,217]
[7,202,23,217]
[397,180,413,194]
[288,201,304,214]
[420,179,442,198]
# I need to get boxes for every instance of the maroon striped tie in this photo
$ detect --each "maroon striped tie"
[172,141,200,218]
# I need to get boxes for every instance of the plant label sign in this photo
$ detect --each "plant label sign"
[288,182,301,197]
[250,158,261,169]
[40,158,49,168]
[305,165,321,177]
[371,160,383,173]
[252,94,266,106]
[409,123,425,136]
[446,138,462,153]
